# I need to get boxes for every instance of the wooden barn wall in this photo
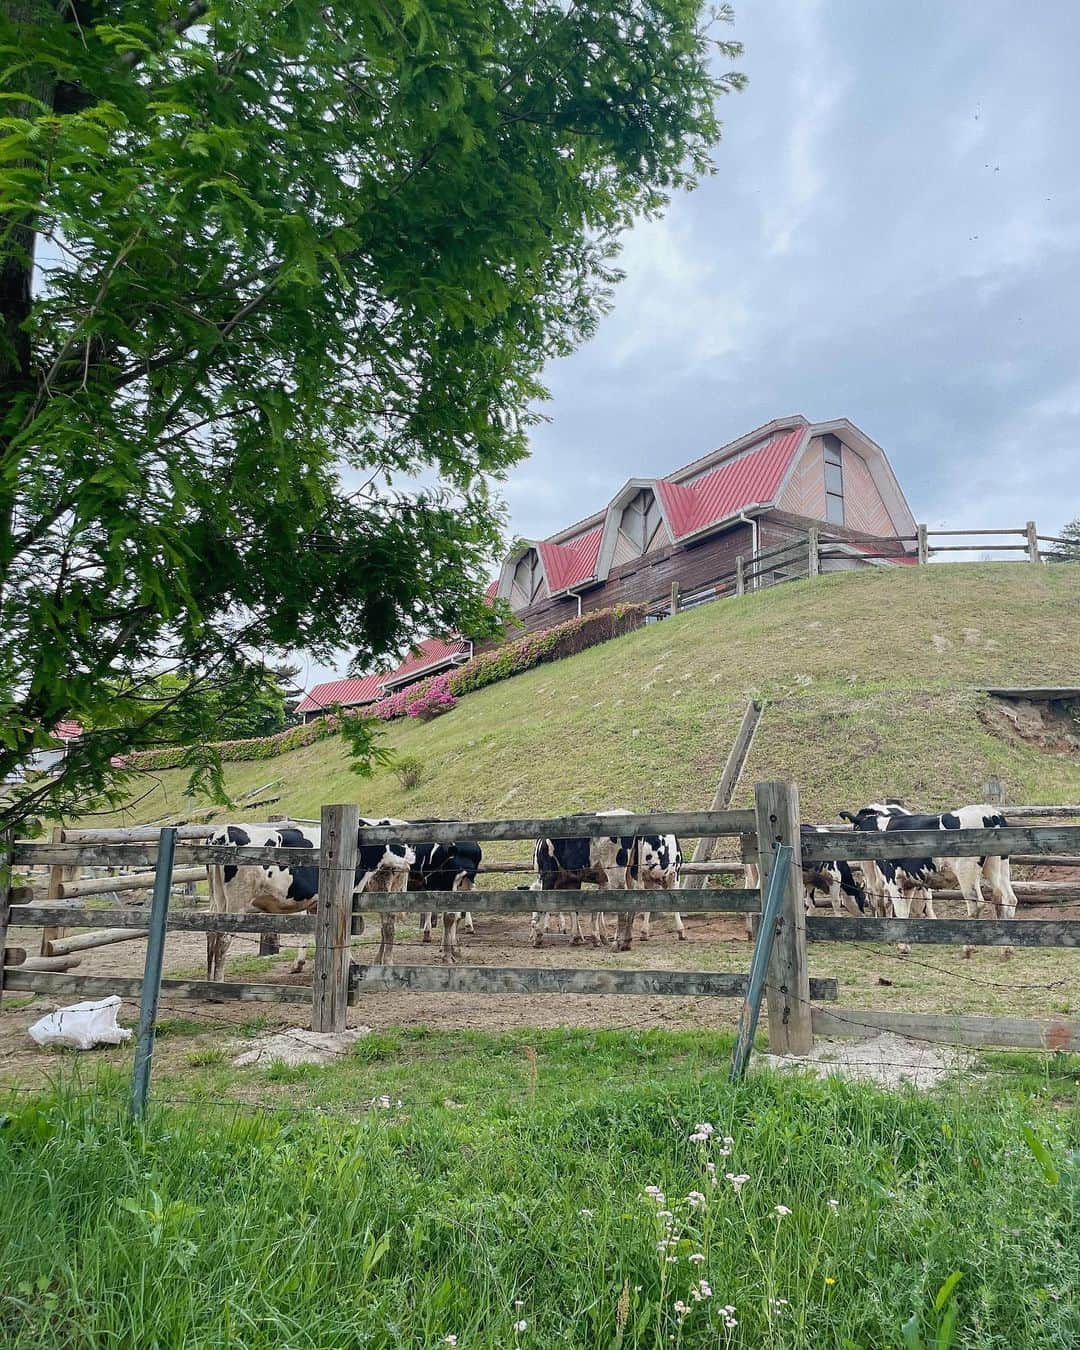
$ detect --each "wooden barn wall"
[758,509,913,554]
[479,522,754,648]
[777,435,900,536]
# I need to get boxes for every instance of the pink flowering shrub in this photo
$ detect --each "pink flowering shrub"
[405,677,457,720]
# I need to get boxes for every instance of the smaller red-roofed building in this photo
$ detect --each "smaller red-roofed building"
[295,639,476,721]
[492,415,917,633]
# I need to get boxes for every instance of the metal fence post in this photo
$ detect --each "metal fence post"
[1025,521,1040,564]
[312,804,359,1033]
[917,523,928,565]
[730,842,792,1080]
[130,827,176,1120]
[754,781,811,1055]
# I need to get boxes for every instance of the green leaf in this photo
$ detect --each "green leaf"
[1021,1125,1060,1184]
[900,1313,923,1350]
[933,1272,963,1313]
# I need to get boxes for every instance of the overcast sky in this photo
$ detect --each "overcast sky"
[310,0,1080,688]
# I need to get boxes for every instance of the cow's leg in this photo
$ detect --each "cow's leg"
[983,856,1018,921]
[440,913,459,964]
[639,911,650,941]
[570,912,585,946]
[951,858,983,920]
[206,931,231,983]
[291,942,308,974]
[376,915,396,965]
[463,911,475,934]
[672,909,685,940]
[420,912,433,944]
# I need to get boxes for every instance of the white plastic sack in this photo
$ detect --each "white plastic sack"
[27,995,132,1051]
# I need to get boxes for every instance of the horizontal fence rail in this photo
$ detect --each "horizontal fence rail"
[807,918,1080,947]
[800,825,1080,862]
[0,970,311,1004]
[350,964,839,1000]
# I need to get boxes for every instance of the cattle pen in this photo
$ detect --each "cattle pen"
[2,786,1078,1090]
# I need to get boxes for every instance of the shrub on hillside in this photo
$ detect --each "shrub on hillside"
[393,755,426,791]
[406,677,457,720]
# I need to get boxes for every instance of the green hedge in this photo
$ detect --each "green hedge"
[123,603,647,769]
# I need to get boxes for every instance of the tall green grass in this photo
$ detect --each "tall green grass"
[1,1031,1077,1347]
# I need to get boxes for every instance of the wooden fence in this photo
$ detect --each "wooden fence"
[657,522,1075,618]
[2,788,1078,1067]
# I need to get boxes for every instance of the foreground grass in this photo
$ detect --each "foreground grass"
[71,563,1080,831]
[1,1030,1077,1348]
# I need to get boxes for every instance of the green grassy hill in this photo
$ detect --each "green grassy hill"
[82,563,1080,829]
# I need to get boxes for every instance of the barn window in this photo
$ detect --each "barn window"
[510,549,544,607]
[823,435,844,526]
[614,489,668,565]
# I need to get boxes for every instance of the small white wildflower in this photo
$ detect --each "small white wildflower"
[722,1305,736,1316]
[513,1301,524,1310]
[724,1317,738,1329]
[634,1285,642,1293]
[716,1146,732,1157]
[666,1255,678,1264]
[722,1136,734,1148]
[725,1172,750,1191]
[688,1131,710,1144]
[578,1208,594,1218]
[774,1204,792,1217]
[686,1190,707,1209]
[513,1319,528,1333]
[694,1122,714,1136]
[657,1210,673,1219]
[827,1198,839,1209]
[673,1300,688,1316]
[644,1185,665,1199]
[688,1252,705,1265]
[443,1338,458,1347]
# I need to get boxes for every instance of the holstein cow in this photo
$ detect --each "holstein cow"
[531,810,638,948]
[838,802,1018,923]
[411,835,483,963]
[744,824,867,929]
[625,832,684,948]
[206,819,414,981]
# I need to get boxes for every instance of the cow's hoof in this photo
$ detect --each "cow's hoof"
[676,931,686,941]
[571,936,583,946]
[421,931,432,944]
[290,961,306,975]
[1000,946,1013,961]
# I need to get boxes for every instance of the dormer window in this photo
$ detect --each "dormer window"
[823,435,844,526]
[510,549,544,607]
[613,488,668,565]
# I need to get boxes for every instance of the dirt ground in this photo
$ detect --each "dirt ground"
[1,898,1076,1094]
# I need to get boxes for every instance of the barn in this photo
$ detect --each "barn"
[493,415,917,633]
[297,414,917,718]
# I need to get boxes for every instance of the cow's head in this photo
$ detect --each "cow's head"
[839,804,904,830]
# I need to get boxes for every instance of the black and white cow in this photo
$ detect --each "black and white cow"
[839,803,1018,920]
[623,832,684,948]
[531,810,638,948]
[411,836,483,963]
[206,819,414,981]
[744,824,867,918]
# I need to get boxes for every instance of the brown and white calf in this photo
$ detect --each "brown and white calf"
[206,819,414,980]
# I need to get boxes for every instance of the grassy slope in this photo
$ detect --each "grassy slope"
[84,563,1080,830]
[1,1035,1077,1348]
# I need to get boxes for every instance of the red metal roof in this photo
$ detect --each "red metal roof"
[54,720,83,740]
[383,636,471,688]
[654,429,804,540]
[295,674,385,715]
[537,526,603,594]
[484,579,499,600]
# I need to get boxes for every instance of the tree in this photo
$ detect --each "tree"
[0,1,742,826]
[139,667,288,742]
[1045,519,1080,562]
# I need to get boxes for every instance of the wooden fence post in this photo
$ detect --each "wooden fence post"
[917,523,928,565]
[682,700,764,893]
[1025,521,1040,564]
[312,804,359,1033]
[753,781,812,1055]
[735,556,745,597]
[0,828,13,1007]
[670,581,680,616]
[807,527,819,578]
[42,825,74,956]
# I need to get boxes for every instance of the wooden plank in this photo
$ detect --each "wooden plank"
[359,888,761,914]
[755,781,812,1055]
[60,825,216,843]
[349,964,840,1000]
[807,525,819,578]
[927,527,1028,537]
[14,843,318,867]
[806,918,1080,947]
[0,970,311,1004]
[1011,854,1080,866]
[312,804,359,1034]
[801,825,1080,862]
[351,810,758,846]
[58,866,206,898]
[925,544,1028,552]
[3,947,25,967]
[1026,520,1040,564]
[811,1007,1080,1052]
[682,699,763,893]
[48,929,149,956]
[917,523,928,564]
[10,905,318,934]
[14,955,82,973]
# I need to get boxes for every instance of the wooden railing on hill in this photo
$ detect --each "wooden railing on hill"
[654,521,1074,619]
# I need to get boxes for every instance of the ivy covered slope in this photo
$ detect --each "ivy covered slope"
[77,564,1080,828]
